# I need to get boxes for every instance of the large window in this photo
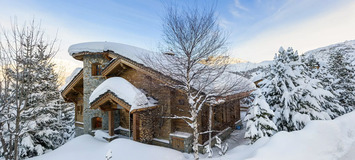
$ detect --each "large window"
[92,63,103,76]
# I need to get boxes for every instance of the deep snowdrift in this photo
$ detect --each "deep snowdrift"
[209,111,355,160]
[30,135,185,160]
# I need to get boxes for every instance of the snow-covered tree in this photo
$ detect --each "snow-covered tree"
[16,47,61,157]
[244,89,277,144]
[327,50,355,112]
[260,47,331,132]
[59,101,75,143]
[143,4,245,160]
[302,55,346,119]
[0,20,74,160]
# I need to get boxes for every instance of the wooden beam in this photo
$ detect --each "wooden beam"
[119,62,127,69]
[108,110,114,136]
[61,69,83,100]
[133,113,139,141]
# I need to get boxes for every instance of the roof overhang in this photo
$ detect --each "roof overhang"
[61,69,84,102]
[90,91,158,113]
[72,51,116,61]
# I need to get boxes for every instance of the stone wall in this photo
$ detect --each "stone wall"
[119,68,173,140]
[82,54,120,135]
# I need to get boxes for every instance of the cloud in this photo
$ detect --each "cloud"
[230,0,249,18]
[234,0,248,11]
[231,1,355,62]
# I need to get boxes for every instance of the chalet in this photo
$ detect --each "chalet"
[61,42,251,152]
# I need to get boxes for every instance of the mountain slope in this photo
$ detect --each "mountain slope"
[303,40,355,65]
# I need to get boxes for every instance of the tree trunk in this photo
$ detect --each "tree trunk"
[208,105,212,151]
[192,119,199,160]
[13,107,21,160]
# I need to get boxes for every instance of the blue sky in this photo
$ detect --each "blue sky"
[0,0,355,62]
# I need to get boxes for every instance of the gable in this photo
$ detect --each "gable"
[61,69,84,102]
[102,55,180,86]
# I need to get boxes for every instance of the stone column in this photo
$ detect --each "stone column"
[82,54,110,134]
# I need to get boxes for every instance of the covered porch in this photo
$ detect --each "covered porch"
[89,77,158,141]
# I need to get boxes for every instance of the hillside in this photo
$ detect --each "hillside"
[229,40,355,78]
[303,40,355,65]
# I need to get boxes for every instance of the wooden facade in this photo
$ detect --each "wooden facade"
[61,50,250,152]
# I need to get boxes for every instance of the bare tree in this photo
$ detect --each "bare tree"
[144,4,246,160]
[0,19,58,160]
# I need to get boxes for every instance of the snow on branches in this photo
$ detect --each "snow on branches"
[260,47,332,131]
[244,89,277,144]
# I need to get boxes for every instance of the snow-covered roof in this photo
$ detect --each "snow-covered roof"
[89,77,157,111]
[60,67,83,91]
[68,42,254,101]
[68,42,152,64]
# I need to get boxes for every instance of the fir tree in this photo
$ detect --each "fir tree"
[16,44,75,158]
[244,89,277,144]
[302,55,346,119]
[327,50,355,112]
[59,101,75,143]
[260,47,331,131]
[0,20,75,159]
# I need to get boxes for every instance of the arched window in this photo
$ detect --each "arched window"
[92,63,102,76]
[92,117,102,130]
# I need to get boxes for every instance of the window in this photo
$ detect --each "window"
[92,63,103,76]
[92,117,102,130]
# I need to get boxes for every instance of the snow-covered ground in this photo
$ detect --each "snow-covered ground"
[30,111,355,160]
[29,134,186,160]
[207,111,355,160]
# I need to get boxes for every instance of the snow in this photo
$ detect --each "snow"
[94,130,119,142]
[89,77,157,111]
[29,135,186,160]
[153,138,170,144]
[68,42,152,64]
[28,110,355,160]
[304,40,355,66]
[206,111,355,160]
[115,126,129,132]
[169,131,192,138]
[59,67,82,91]
[229,61,272,72]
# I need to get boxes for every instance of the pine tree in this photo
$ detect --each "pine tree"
[0,20,75,159]
[59,101,75,143]
[7,43,68,158]
[327,50,355,112]
[260,47,331,132]
[16,44,75,158]
[302,55,346,119]
[244,89,277,144]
